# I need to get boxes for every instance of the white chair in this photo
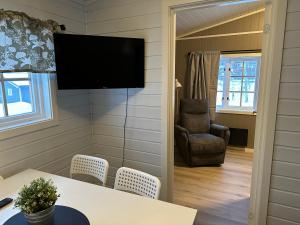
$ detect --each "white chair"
[70,154,109,186]
[0,176,3,180]
[114,167,161,199]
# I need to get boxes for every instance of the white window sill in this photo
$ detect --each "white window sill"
[0,118,59,141]
[216,109,257,116]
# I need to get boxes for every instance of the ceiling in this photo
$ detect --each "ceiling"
[176,1,264,37]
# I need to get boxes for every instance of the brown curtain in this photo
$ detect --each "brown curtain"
[185,51,220,120]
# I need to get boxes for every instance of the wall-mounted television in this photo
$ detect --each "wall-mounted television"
[53,33,144,89]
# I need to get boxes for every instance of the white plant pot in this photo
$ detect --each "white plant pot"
[23,205,55,225]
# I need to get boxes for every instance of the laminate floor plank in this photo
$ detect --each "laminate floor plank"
[173,149,253,225]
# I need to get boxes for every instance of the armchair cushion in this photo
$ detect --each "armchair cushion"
[181,113,210,133]
[180,99,210,133]
[189,133,225,155]
[181,99,209,114]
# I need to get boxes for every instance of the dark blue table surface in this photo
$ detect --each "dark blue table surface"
[3,205,90,225]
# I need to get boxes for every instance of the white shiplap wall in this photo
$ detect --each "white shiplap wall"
[85,0,163,191]
[267,0,300,224]
[2,0,299,214]
[0,0,91,178]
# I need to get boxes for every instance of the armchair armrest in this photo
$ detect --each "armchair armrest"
[210,124,230,145]
[175,125,189,137]
[175,125,191,165]
[174,125,190,150]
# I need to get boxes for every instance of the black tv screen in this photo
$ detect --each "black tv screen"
[53,33,144,89]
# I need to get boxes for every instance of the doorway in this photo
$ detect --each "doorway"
[173,2,263,224]
[161,0,287,225]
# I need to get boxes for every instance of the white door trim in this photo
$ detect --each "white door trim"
[249,1,287,224]
[161,0,287,224]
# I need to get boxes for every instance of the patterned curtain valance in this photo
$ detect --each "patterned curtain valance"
[0,10,60,73]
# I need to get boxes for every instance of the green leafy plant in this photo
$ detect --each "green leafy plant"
[14,178,60,214]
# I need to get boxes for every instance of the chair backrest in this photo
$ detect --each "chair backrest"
[180,99,210,133]
[70,154,109,186]
[114,167,161,200]
[0,176,3,180]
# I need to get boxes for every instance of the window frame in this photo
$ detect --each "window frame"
[0,73,58,140]
[0,73,35,118]
[216,53,261,114]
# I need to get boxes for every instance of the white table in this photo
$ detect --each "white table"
[0,169,196,225]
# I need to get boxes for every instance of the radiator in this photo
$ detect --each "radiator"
[228,128,248,147]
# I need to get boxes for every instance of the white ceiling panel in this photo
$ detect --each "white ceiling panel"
[176,1,264,37]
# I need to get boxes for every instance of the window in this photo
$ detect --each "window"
[0,72,53,131]
[216,53,261,113]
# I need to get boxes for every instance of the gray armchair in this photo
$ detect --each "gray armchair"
[175,99,230,166]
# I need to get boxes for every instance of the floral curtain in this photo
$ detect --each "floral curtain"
[0,10,59,73]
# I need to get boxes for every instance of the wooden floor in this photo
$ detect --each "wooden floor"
[173,149,253,225]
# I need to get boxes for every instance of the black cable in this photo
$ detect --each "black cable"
[121,88,129,167]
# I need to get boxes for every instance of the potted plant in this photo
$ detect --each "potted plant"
[14,178,60,225]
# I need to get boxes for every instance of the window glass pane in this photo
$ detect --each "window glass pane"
[230,60,243,76]
[229,77,242,91]
[3,72,29,79]
[217,76,224,91]
[244,60,258,76]
[216,91,223,106]
[243,77,256,92]
[242,92,255,107]
[4,81,33,116]
[228,92,241,106]
[0,86,4,117]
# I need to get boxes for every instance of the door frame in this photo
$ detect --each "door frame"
[161,0,287,224]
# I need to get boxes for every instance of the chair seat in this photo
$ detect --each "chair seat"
[189,133,225,154]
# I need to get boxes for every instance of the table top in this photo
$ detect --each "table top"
[0,169,196,225]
